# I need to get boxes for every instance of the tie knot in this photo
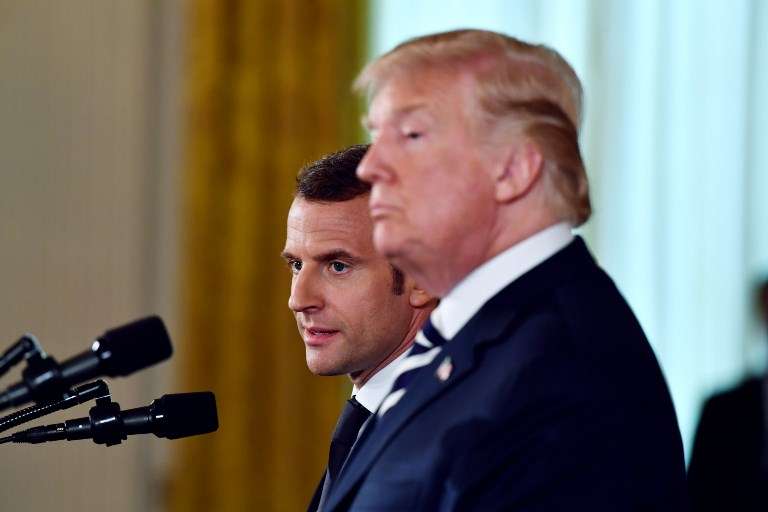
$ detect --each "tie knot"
[331,397,370,445]
[422,317,447,347]
[410,317,447,356]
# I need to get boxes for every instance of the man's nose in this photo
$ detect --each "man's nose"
[288,270,323,313]
[357,141,391,184]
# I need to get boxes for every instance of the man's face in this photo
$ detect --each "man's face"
[357,69,499,296]
[283,196,416,377]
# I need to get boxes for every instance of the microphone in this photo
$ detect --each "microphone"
[2,391,218,446]
[0,316,173,411]
[0,334,44,379]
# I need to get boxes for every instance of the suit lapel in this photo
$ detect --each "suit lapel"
[307,471,325,512]
[324,237,597,511]
[324,297,519,511]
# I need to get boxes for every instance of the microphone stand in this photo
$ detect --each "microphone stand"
[0,379,110,434]
[0,333,71,412]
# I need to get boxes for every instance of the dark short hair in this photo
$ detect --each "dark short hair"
[295,144,405,296]
[295,144,371,201]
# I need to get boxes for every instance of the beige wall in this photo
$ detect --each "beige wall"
[0,1,183,510]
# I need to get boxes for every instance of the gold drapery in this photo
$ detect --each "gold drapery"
[169,1,367,510]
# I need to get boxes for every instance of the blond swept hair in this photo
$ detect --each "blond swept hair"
[354,29,591,226]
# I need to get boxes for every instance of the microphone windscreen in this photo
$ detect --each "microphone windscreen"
[155,392,218,439]
[97,316,173,376]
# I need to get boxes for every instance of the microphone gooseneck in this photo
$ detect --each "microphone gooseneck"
[0,380,110,434]
[3,391,218,446]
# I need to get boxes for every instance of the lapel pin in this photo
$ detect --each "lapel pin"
[436,356,453,382]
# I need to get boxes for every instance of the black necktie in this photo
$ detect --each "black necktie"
[327,396,371,483]
[314,397,371,511]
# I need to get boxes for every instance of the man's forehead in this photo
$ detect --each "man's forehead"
[363,103,428,130]
[285,198,374,251]
[287,209,365,236]
[366,69,477,124]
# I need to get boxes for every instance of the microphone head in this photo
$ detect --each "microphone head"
[153,392,218,440]
[95,316,173,377]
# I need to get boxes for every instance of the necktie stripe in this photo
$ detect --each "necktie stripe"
[378,388,406,416]
[389,347,441,390]
[396,346,442,373]
[414,331,432,348]
[377,317,447,418]
[422,319,446,346]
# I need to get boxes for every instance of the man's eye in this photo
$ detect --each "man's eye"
[289,260,302,273]
[405,131,422,140]
[329,261,349,273]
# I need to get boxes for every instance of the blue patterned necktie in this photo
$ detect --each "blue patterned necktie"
[378,317,447,417]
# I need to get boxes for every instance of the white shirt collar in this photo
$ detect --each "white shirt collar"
[431,222,574,340]
[352,350,410,412]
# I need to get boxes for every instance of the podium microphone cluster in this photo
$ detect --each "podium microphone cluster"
[0,316,219,446]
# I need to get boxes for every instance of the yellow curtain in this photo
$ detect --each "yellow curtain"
[169,1,367,510]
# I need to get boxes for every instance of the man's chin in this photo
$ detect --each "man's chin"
[373,225,409,261]
[374,227,424,281]
[309,367,346,377]
[305,354,349,377]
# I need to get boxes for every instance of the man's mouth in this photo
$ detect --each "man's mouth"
[369,202,398,221]
[303,327,340,346]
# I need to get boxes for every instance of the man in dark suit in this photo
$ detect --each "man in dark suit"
[282,145,435,511]
[688,278,768,511]
[322,29,688,510]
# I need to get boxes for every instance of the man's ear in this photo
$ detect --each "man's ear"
[495,140,544,203]
[409,285,436,309]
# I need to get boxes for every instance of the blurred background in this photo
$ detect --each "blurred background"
[0,0,766,510]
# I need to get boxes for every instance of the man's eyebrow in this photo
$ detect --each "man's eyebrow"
[314,249,360,263]
[280,249,361,263]
[361,103,429,131]
[396,103,429,117]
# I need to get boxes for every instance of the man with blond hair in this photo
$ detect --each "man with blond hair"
[323,30,688,511]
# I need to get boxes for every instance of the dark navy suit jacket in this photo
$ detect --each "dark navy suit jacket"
[324,237,688,511]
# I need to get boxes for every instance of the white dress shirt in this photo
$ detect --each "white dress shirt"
[431,223,574,340]
[352,350,410,412]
